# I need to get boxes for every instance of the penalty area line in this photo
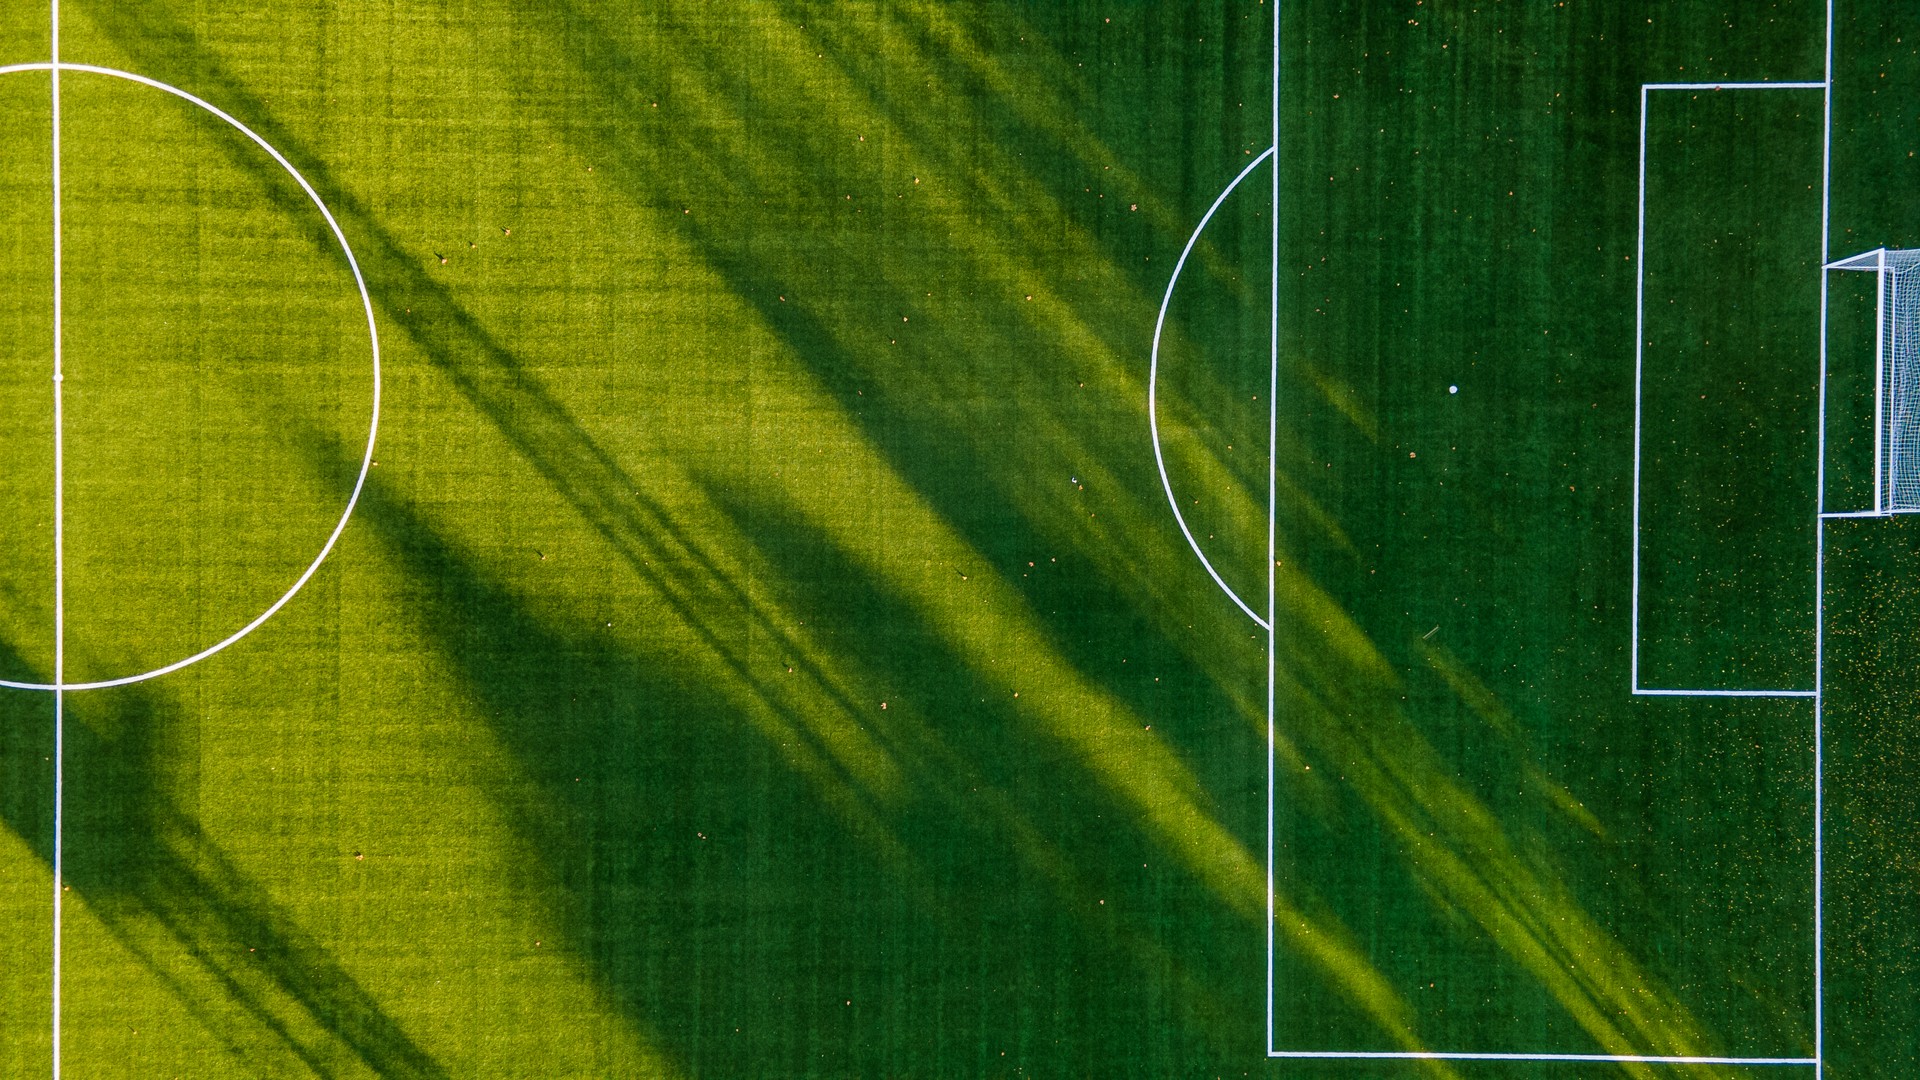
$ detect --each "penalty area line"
[1268,1051,1817,1065]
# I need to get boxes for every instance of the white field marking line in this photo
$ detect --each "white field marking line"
[1815,0,1833,1063]
[1634,688,1817,698]
[48,6,62,1079]
[1268,1051,1818,1065]
[0,62,380,693]
[1641,81,1826,91]
[1814,521,1829,1069]
[1820,507,1920,518]
[1631,78,1825,695]
[1264,0,1279,1056]
[1149,144,1273,631]
[1631,84,1648,692]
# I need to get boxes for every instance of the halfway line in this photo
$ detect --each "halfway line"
[49,0,64,1075]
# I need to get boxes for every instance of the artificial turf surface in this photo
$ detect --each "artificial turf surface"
[1,2,1919,1077]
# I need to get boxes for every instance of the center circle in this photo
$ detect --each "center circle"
[0,63,380,692]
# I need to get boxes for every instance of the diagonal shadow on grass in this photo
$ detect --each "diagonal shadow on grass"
[66,3,1761,1072]
[334,460,1246,1074]
[72,4,1449,1070]
[0,662,448,1077]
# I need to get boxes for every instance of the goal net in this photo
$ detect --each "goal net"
[1830,247,1920,512]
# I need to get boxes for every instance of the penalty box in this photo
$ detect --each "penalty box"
[1267,79,1829,1066]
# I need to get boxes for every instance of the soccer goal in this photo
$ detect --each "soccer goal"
[1829,248,1920,514]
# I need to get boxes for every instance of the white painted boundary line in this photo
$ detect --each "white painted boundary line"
[0,61,382,693]
[1264,0,1279,1058]
[1820,509,1920,519]
[1150,146,1275,631]
[48,7,62,1078]
[1635,688,1817,698]
[1270,1051,1818,1065]
[1814,0,1834,1063]
[1629,78,1824,700]
[1642,81,1826,90]
[1631,82,1648,693]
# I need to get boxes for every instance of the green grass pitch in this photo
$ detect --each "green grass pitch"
[2,2,1920,1077]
